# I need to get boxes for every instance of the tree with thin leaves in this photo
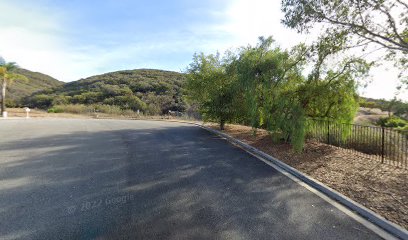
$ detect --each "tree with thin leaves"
[0,58,28,117]
[189,36,369,152]
[281,0,408,86]
[185,52,243,130]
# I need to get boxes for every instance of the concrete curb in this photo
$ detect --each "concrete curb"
[197,124,408,240]
[94,117,407,239]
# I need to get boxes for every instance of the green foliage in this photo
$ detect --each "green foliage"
[359,97,408,119]
[0,60,30,114]
[281,0,408,86]
[359,99,378,109]
[48,104,132,115]
[396,125,408,137]
[47,106,64,113]
[26,69,186,115]
[30,94,54,109]
[103,95,147,111]
[6,68,62,106]
[306,120,404,158]
[233,37,307,150]
[52,95,71,106]
[377,116,408,128]
[48,104,139,117]
[186,36,366,152]
[186,52,242,129]
[48,104,92,114]
[235,37,363,151]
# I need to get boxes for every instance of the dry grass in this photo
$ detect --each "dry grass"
[4,108,200,123]
[205,123,408,229]
[5,108,92,119]
[354,107,389,126]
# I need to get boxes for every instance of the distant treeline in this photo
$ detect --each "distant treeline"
[359,97,408,119]
[25,69,188,115]
[4,68,63,107]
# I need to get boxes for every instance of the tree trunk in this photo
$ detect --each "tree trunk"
[220,119,225,130]
[1,79,6,116]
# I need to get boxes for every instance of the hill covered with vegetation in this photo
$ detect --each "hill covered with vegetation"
[6,68,63,106]
[27,69,187,115]
[359,97,408,119]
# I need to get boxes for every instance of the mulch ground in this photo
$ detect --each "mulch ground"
[206,123,408,229]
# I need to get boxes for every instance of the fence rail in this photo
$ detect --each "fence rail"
[306,119,408,169]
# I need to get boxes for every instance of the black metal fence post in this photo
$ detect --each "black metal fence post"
[327,121,330,144]
[381,127,385,163]
[306,118,406,169]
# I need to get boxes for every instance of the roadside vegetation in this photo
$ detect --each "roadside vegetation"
[186,0,408,152]
[8,68,63,106]
[1,0,406,232]
[186,36,370,152]
[205,123,407,229]
[187,0,408,228]
[0,57,62,108]
[360,97,408,119]
[0,58,29,117]
[25,69,187,116]
[281,0,408,87]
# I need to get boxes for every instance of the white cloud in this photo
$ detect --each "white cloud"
[0,0,405,101]
[0,2,74,80]
[0,1,131,81]
[214,0,407,101]
[211,0,309,49]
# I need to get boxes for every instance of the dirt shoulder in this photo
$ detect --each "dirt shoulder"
[4,108,200,122]
[205,123,408,229]
[5,108,92,119]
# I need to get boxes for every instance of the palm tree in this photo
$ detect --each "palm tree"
[0,59,28,117]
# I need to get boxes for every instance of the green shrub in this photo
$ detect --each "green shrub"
[47,107,64,113]
[94,105,123,115]
[359,101,379,109]
[396,125,408,138]
[377,116,407,128]
[51,104,92,114]
[47,104,143,116]
[30,94,54,109]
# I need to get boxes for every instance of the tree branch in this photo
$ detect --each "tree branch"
[322,15,408,51]
[396,0,408,10]
[369,1,406,45]
[353,31,407,52]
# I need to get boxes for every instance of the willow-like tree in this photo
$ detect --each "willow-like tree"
[235,37,309,151]
[0,58,28,117]
[185,36,371,151]
[235,36,370,151]
[185,52,241,130]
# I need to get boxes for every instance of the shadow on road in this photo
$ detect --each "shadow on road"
[0,120,380,239]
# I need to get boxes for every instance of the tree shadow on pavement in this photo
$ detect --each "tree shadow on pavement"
[0,121,380,240]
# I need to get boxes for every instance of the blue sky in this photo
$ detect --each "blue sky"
[0,0,405,100]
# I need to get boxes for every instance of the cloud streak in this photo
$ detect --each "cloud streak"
[0,0,404,100]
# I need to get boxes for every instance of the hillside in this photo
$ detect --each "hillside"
[6,68,63,106]
[27,69,187,115]
[359,97,408,120]
[354,107,390,126]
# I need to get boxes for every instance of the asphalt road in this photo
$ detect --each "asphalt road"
[0,119,385,239]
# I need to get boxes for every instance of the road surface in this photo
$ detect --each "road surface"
[0,119,386,239]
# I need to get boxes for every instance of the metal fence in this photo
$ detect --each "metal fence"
[306,119,408,169]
